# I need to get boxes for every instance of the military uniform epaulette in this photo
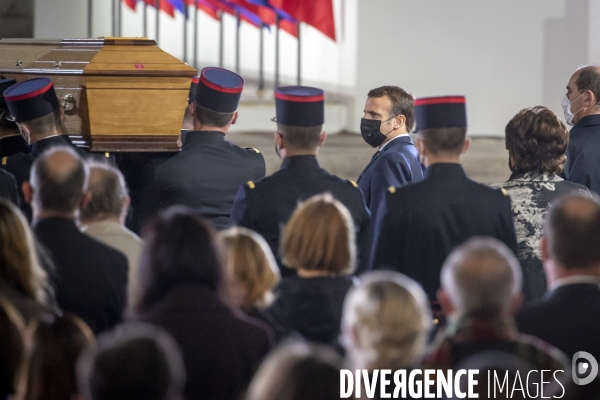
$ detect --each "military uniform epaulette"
[500,188,509,196]
[245,147,261,154]
[246,180,256,189]
[347,179,358,188]
[388,186,397,194]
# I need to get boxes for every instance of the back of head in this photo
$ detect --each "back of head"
[367,85,415,131]
[441,237,522,315]
[415,96,467,156]
[245,341,342,400]
[30,146,88,213]
[277,123,323,151]
[193,104,234,129]
[21,110,62,138]
[281,193,356,274]
[133,207,223,314]
[575,65,600,106]
[218,227,280,309]
[80,162,128,222]
[0,298,25,397]
[342,271,432,370]
[0,199,46,302]
[21,313,95,400]
[505,106,569,174]
[77,323,185,400]
[193,67,243,129]
[545,194,600,269]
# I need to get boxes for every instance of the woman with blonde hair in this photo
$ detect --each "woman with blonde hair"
[342,271,432,371]
[0,199,51,322]
[218,227,280,312]
[265,193,357,347]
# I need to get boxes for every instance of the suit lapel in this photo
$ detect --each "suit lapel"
[357,136,415,182]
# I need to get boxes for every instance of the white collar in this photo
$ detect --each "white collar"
[548,275,600,292]
[378,133,410,151]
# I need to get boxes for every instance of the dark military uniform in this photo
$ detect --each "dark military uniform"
[230,155,371,275]
[156,130,265,230]
[0,168,19,206]
[370,163,518,299]
[0,134,30,158]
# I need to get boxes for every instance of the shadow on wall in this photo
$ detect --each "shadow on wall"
[543,0,590,117]
[0,0,34,38]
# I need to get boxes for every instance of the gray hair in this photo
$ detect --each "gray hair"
[80,162,128,220]
[441,237,522,314]
[30,146,89,213]
[342,271,432,370]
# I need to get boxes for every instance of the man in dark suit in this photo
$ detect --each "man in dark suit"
[357,86,423,219]
[516,194,600,360]
[370,96,518,299]
[230,86,371,275]
[25,146,128,334]
[0,78,30,158]
[156,67,265,230]
[562,65,600,194]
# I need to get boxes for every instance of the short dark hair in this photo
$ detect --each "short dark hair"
[418,127,467,156]
[194,104,234,128]
[22,109,61,136]
[575,65,600,106]
[80,163,128,221]
[367,86,415,131]
[30,146,89,213]
[132,207,224,314]
[545,194,600,269]
[277,123,322,151]
[77,323,186,400]
[505,106,569,175]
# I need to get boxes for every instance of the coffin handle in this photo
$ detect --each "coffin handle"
[61,94,76,112]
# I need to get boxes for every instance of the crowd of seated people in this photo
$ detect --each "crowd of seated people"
[2,65,600,399]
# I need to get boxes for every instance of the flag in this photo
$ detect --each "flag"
[196,0,220,20]
[143,0,176,17]
[268,0,335,41]
[244,0,297,36]
[123,0,138,11]
[166,0,188,15]
[203,0,263,28]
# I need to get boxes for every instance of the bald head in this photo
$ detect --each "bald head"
[30,146,88,213]
[441,237,522,315]
[545,194,600,269]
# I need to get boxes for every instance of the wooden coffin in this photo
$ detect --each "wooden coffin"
[0,38,197,152]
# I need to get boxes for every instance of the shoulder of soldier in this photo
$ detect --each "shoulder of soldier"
[1,152,32,169]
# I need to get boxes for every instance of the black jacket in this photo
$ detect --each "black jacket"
[0,134,29,158]
[516,282,600,361]
[156,131,265,230]
[230,155,371,275]
[33,217,128,334]
[371,163,519,299]
[264,275,355,347]
[564,114,600,194]
[0,168,18,206]
[136,284,274,400]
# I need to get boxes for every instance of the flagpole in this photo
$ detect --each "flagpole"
[143,2,148,37]
[155,0,160,42]
[258,22,264,93]
[275,14,280,88]
[235,9,241,74]
[183,4,189,63]
[88,0,93,38]
[118,0,123,36]
[193,3,199,69]
[297,21,301,85]
[112,0,118,36]
[219,11,224,68]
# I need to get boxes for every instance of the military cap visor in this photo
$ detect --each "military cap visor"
[275,86,325,127]
[195,67,244,113]
[414,96,467,131]
[3,78,60,123]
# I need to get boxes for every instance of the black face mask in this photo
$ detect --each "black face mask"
[360,116,396,148]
